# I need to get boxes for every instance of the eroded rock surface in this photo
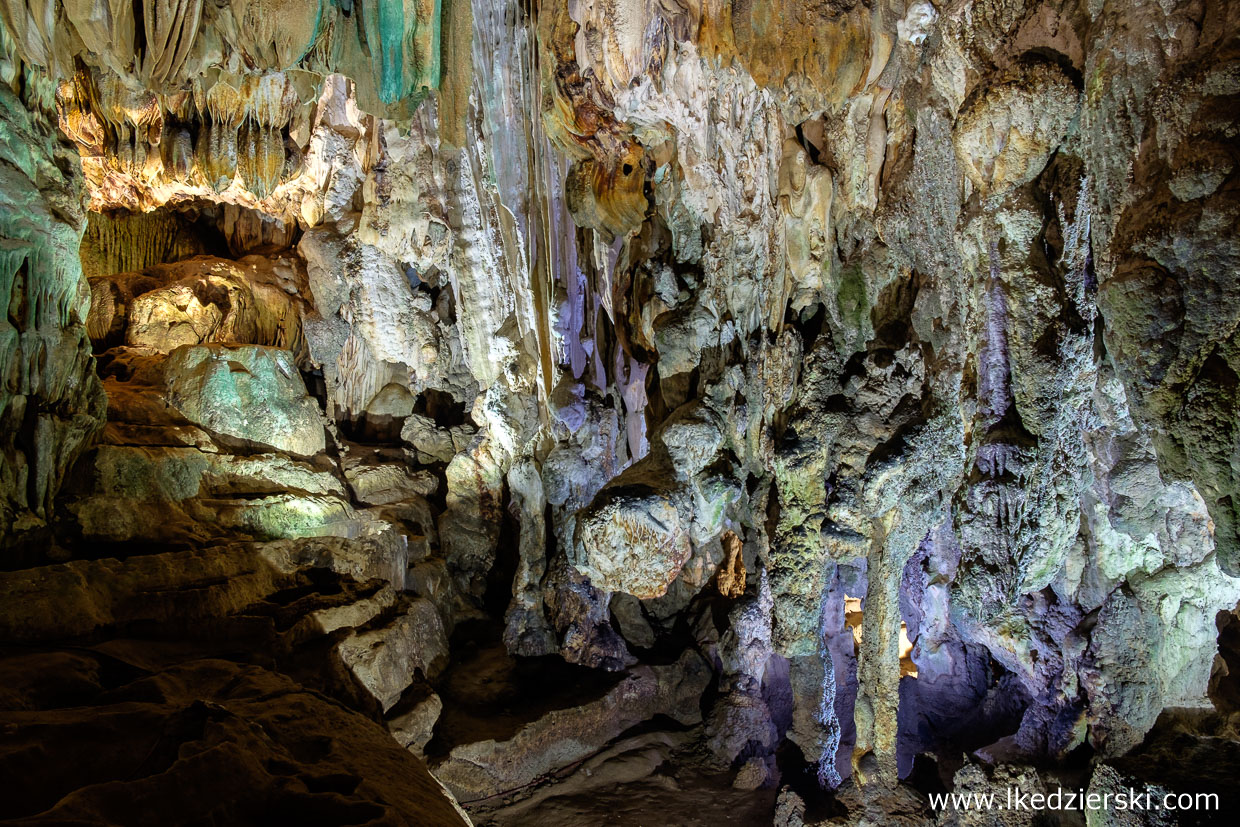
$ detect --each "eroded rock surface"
[1,0,1239,823]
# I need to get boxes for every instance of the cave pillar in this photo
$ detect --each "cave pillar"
[851,519,909,787]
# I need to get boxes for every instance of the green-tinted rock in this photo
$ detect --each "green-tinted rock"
[0,84,105,552]
[163,344,326,456]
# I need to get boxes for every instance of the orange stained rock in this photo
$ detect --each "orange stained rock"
[565,144,648,240]
[692,0,876,100]
[536,0,635,161]
[717,530,747,598]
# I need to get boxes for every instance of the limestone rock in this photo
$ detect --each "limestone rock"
[659,400,725,479]
[717,530,747,598]
[345,462,439,506]
[338,597,450,712]
[257,529,412,592]
[0,84,105,552]
[162,344,326,456]
[0,656,471,826]
[88,255,306,355]
[503,458,558,657]
[938,763,1047,827]
[403,412,462,464]
[610,591,656,650]
[572,477,693,599]
[952,60,1079,196]
[62,444,350,544]
[705,690,779,767]
[387,683,444,756]
[0,546,283,644]
[733,757,772,791]
[1,0,1238,820]
[0,538,468,824]
[431,649,711,802]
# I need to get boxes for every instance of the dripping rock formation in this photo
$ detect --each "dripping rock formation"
[1,0,1239,824]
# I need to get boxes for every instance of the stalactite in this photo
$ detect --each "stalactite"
[140,0,204,88]
[0,80,104,545]
[979,240,1013,425]
[230,0,325,69]
[79,209,206,280]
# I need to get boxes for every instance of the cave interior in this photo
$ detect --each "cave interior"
[1,0,1239,824]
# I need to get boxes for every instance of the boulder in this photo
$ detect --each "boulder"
[387,684,444,756]
[572,478,692,600]
[402,413,460,464]
[952,60,1078,196]
[163,344,326,456]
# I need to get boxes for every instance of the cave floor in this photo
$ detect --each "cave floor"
[475,764,780,826]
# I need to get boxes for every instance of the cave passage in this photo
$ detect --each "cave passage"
[1,0,1239,825]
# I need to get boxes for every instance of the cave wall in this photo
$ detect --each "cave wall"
[0,78,104,552]
[0,0,1238,820]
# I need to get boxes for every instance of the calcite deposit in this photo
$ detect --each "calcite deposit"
[1,0,1239,824]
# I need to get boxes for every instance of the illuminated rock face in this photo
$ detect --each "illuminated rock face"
[87,255,307,352]
[572,479,693,599]
[3,0,454,217]
[1,0,1240,823]
[0,84,104,551]
[162,344,326,456]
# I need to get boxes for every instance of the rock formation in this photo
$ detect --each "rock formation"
[1,0,1239,824]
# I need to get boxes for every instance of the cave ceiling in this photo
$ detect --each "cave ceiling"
[0,0,1239,823]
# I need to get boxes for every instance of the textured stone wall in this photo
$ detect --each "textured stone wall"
[0,0,1238,820]
[0,80,103,553]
